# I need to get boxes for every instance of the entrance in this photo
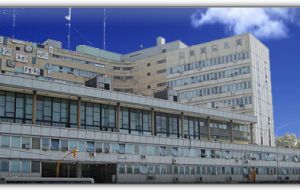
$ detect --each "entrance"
[82,164,117,183]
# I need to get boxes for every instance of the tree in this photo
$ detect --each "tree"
[275,133,298,148]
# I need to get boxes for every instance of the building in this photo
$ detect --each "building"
[0,72,299,183]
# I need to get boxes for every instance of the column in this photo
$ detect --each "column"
[116,102,121,132]
[230,120,233,143]
[32,90,37,125]
[180,112,184,138]
[151,108,155,135]
[207,117,211,140]
[76,163,82,178]
[250,123,254,144]
[77,97,81,129]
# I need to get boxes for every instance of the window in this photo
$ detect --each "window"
[86,141,94,152]
[51,139,60,151]
[189,50,195,56]
[21,160,30,173]
[10,160,20,172]
[0,159,9,172]
[134,165,140,174]
[119,164,125,174]
[147,85,151,89]
[224,42,229,49]
[119,144,125,154]
[111,143,118,153]
[104,143,110,153]
[11,136,20,148]
[147,63,151,67]
[200,47,206,54]
[31,161,40,173]
[125,144,133,154]
[147,72,151,76]
[172,147,178,157]
[140,165,147,174]
[32,138,40,149]
[126,164,133,174]
[146,146,154,155]
[69,140,77,150]
[95,142,102,153]
[212,45,218,52]
[22,137,31,149]
[78,141,86,152]
[236,39,242,46]
[157,69,166,74]
[61,140,68,151]
[160,146,167,156]
[161,165,167,174]
[157,59,166,64]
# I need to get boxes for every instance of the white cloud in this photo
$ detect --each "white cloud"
[191,8,298,40]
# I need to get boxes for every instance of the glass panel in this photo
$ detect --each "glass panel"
[31,161,40,173]
[51,139,59,151]
[125,144,133,154]
[118,164,125,174]
[78,141,86,152]
[0,159,9,172]
[126,164,133,174]
[87,141,94,152]
[61,140,68,151]
[11,136,20,148]
[32,138,40,149]
[1,136,10,148]
[42,138,50,146]
[69,140,77,150]
[10,160,20,172]
[21,160,30,173]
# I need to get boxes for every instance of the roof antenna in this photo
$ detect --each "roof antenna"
[12,8,16,38]
[65,7,72,49]
[103,8,106,50]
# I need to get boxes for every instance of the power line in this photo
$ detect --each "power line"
[72,26,94,46]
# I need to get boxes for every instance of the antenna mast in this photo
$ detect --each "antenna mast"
[103,8,106,50]
[65,8,72,49]
[12,8,16,38]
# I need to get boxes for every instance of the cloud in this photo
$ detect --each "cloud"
[191,8,299,40]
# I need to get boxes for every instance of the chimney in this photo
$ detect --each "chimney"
[156,36,166,46]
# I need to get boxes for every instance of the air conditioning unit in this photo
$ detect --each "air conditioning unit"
[147,175,156,180]
[42,145,50,150]
[141,154,146,159]
[172,158,177,164]
[104,148,110,153]
[89,152,96,157]
[95,148,102,153]
[23,144,31,149]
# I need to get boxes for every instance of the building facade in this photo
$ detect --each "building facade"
[0,33,273,146]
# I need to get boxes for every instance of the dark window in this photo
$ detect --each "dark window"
[147,63,151,67]
[32,138,40,149]
[16,47,20,51]
[31,161,40,173]
[147,85,151,89]
[147,72,151,76]
[51,139,59,151]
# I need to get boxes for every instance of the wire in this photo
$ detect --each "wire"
[71,26,94,46]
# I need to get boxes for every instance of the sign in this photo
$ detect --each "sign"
[16,53,29,63]
[12,39,26,45]
[0,36,3,44]
[37,50,49,60]
[2,47,12,56]
[24,45,33,53]
[6,60,15,68]
[23,66,40,76]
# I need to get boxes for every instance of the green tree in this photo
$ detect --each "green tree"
[275,133,298,148]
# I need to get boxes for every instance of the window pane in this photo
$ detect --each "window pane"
[51,139,60,150]
[61,140,68,151]
[11,136,20,148]
[0,159,9,172]
[22,137,31,149]
[32,138,40,149]
[21,160,30,173]
[78,141,86,152]
[42,138,50,146]
[10,160,20,172]
[69,140,77,150]
[119,144,125,154]
[31,161,40,173]
[1,136,10,148]
[87,141,94,152]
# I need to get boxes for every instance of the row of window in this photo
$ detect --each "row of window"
[113,66,133,71]
[168,51,249,75]
[210,96,253,109]
[51,64,101,79]
[167,65,250,88]
[0,91,250,140]
[52,54,105,68]
[0,159,40,173]
[2,134,299,163]
[118,164,300,176]
[179,81,252,100]
[113,76,134,80]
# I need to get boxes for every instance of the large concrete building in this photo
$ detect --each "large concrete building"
[0,33,274,146]
[0,34,288,184]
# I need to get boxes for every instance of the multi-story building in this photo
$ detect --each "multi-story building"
[0,33,273,146]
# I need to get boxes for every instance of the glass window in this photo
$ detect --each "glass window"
[87,141,95,152]
[155,165,160,174]
[21,160,30,173]
[69,140,77,150]
[118,164,125,174]
[31,138,40,150]
[148,165,154,174]
[125,144,133,154]
[11,136,20,148]
[0,159,9,172]
[146,146,154,156]
[134,144,139,154]
[160,146,167,156]
[42,138,50,148]
[104,143,110,153]
[134,165,140,174]
[22,137,31,149]
[31,161,40,173]
[126,164,133,174]
[95,142,102,153]
[51,139,59,151]
[111,143,119,153]
[161,165,167,174]
[179,166,184,174]
[10,160,20,173]
[140,165,147,174]
[1,135,10,148]
[173,165,179,174]
[78,141,86,152]
[119,144,125,154]
[61,140,68,151]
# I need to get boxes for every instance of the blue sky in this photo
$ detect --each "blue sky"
[0,8,299,137]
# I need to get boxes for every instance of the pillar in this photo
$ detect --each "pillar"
[77,97,81,129]
[207,117,211,140]
[76,163,82,178]
[250,123,254,144]
[32,90,37,125]
[151,108,155,135]
[116,102,121,132]
[230,120,233,143]
[180,112,184,138]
